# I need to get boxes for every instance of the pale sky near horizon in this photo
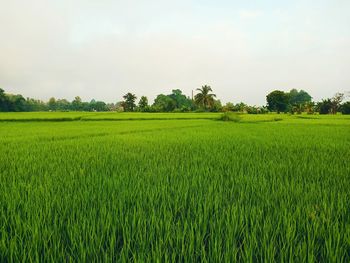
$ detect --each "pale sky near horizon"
[1,0,349,105]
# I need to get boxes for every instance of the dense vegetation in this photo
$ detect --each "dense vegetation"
[0,113,349,261]
[1,87,349,114]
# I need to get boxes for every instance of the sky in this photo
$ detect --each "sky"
[0,0,349,105]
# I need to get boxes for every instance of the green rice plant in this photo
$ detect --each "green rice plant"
[0,113,349,261]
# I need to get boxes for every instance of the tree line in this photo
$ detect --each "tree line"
[266,90,350,114]
[0,86,349,114]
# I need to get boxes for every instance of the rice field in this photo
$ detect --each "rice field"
[0,113,350,262]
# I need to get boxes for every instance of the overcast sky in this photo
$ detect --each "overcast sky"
[1,0,349,105]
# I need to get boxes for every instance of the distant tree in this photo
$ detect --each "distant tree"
[48,97,57,111]
[56,99,71,111]
[236,102,248,112]
[195,85,216,110]
[317,99,333,114]
[222,102,248,112]
[72,96,83,111]
[304,101,315,114]
[169,89,193,111]
[330,92,344,114]
[290,104,304,114]
[246,105,267,114]
[138,96,149,112]
[223,102,235,112]
[0,88,9,111]
[115,101,125,112]
[25,98,47,111]
[122,93,137,112]
[152,94,176,112]
[288,89,312,105]
[7,94,26,112]
[211,100,222,112]
[89,100,107,111]
[266,90,289,113]
[341,101,350,114]
[106,103,117,111]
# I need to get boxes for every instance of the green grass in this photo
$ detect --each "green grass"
[0,112,221,121]
[0,113,350,261]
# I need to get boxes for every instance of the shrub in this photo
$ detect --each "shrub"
[219,112,242,122]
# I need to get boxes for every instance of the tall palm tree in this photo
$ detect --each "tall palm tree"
[194,85,216,110]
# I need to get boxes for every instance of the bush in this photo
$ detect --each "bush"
[219,112,242,122]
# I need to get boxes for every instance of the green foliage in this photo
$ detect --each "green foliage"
[341,101,350,114]
[317,99,333,114]
[0,113,349,261]
[246,105,268,114]
[152,94,176,112]
[169,89,193,110]
[138,96,149,112]
[0,88,346,116]
[288,89,312,105]
[122,93,137,112]
[24,98,47,111]
[222,102,235,112]
[152,90,194,112]
[316,93,344,115]
[48,97,57,111]
[56,99,70,111]
[0,88,9,111]
[71,96,83,111]
[304,101,316,114]
[266,90,289,113]
[289,104,304,114]
[219,112,242,122]
[89,100,108,112]
[267,89,313,114]
[6,94,26,111]
[330,92,344,114]
[211,99,222,112]
[194,85,216,110]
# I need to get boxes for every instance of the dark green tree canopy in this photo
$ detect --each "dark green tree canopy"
[122,93,137,112]
[138,96,149,112]
[287,89,312,105]
[153,94,176,112]
[89,100,107,111]
[0,91,27,112]
[72,96,83,111]
[341,101,350,114]
[266,90,289,113]
[317,99,333,114]
[0,88,9,111]
[48,97,57,111]
[169,89,193,110]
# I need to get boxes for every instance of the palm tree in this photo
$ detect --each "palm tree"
[194,85,216,110]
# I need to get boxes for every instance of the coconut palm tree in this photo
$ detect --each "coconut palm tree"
[194,85,216,110]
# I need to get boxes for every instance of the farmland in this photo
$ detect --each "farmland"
[0,113,350,261]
